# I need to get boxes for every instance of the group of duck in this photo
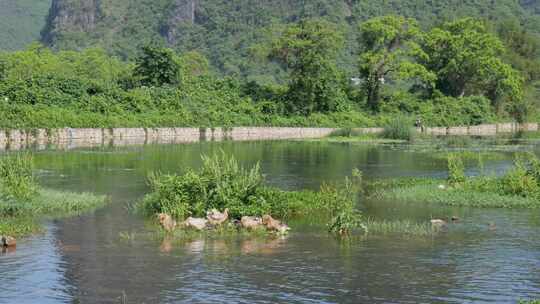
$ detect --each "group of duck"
[157,208,291,234]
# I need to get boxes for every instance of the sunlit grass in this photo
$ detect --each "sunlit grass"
[373,180,540,208]
[0,217,41,237]
[365,218,434,236]
[0,153,107,237]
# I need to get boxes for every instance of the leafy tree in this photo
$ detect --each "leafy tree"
[134,45,181,87]
[358,16,435,111]
[178,51,210,78]
[417,18,523,113]
[271,19,345,114]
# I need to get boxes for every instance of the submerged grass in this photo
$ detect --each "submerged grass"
[378,181,539,208]
[364,218,433,236]
[0,154,107,237]
[370,152,540,208]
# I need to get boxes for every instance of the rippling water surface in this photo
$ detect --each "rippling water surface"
[1,141,539,303]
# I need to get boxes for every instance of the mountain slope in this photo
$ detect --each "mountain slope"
[39,0,539,79]
[0,0,51,50]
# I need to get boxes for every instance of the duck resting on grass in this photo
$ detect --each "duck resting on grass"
[206,208,229,226]
[262,215,290,234]
[158,213,177,232]
[182,217,209,230]
[1,236,16,248]
[430,219,447,228]
[240,216,263,230]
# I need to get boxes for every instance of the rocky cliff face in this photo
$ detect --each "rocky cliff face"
[42,0,100,44]
[165,0,196,44]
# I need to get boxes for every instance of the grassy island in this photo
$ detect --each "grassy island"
[369,153,540,208]
[0,154,107,237]
[137,152,435,237]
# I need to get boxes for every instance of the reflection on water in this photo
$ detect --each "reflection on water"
[0,141,539,303]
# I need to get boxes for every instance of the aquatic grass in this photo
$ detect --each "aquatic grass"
[445,136,472,148]
[137,152,366,234]
[447,153,466,184]
[137,152,359,219]
[0,153,37,200]
[381,115,417,141]
[0,217,41,237]
[430,151,508,162]
[328,128,365,138]
[0,153,107,237]
[375,180,540,208]
[0,187,107,217]
[364,218,433,236]
[371,153,540,208]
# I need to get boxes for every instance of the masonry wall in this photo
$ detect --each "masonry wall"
[0,123,537,151]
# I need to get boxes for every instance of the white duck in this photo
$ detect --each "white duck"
[182,217,208,230]
[206,208,229,226]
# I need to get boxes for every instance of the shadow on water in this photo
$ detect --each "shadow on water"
[0,140,539,303]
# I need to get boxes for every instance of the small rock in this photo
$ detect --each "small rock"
[488,222,496,231]
[451,216,459,222]
[438,184,446,190]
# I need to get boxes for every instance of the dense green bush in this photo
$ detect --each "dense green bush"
[381,115,416,141]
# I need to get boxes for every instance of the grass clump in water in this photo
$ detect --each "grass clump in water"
[137,152,366,235]
[381,115,416,141]
[0,154,107,237]
[371,152,540,208]
[364,219,433,236]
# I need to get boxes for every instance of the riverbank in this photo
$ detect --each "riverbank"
[0,122,538,151]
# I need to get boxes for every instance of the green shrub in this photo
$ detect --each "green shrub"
[447,154,466,184]
[500,154,540,198]
[381,115,416,141]
[139,152,282,219]
[0,153,38,200]
[325,169,365,234]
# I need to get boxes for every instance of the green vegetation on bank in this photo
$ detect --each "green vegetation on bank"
[0,153,107,237]
[370,153,540,208]
[0,14,537,129]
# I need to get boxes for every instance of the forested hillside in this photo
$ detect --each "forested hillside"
[0,0,50,50]
[39,0,540,80]
[0,0,539,129]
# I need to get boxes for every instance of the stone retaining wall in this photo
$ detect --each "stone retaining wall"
[0,123,537,151]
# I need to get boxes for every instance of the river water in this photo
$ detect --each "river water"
[1,141,539,303]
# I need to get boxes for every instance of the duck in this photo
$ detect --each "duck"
[157,213,177,232]
[262,215,291,234]
[240,216,263,230]
[488,222,496,231]
[182,217,208,230]
[430,219,447,228]
[1,236,16,248]
[206,208,229,226]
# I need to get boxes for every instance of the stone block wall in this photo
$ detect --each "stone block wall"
[0,123,538,151]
